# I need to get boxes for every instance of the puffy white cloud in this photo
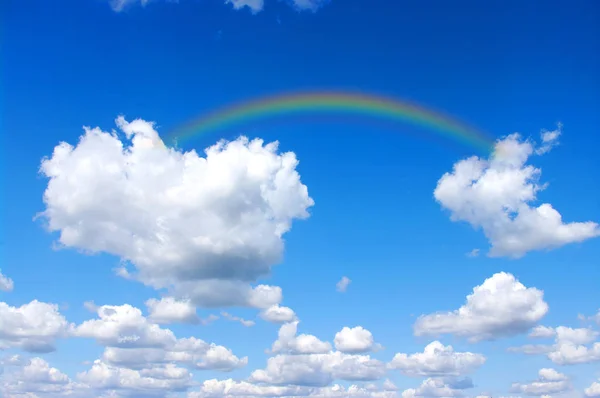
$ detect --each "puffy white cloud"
[259,304,297,324]
[221,311,255,327]
[334,326,378,353]
[389,341,485,377]
[0,270,13,292]
[78,360,192,394]
[434,131,599,258]
[0,300,72,353]
[271,321,332,355]
[74,304,176,348]
[336,276,351,293]
[585,380,600,397]
[401,377,473,398]
[414,272,548,342]
[250,351,386,386]
[225,0,264,13]
[510,368,571,396]
[39,117,313,308]
[510,326,600,365]
[1,357,88,397]
[189,380,399,397]
[146,297,200,325]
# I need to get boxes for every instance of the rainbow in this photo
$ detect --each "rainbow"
[169,91,495,153]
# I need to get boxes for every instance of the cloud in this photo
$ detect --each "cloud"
[270,321,332,354]
[286,0,331,12]
[401,377,473,398]
[221,311,256,327]
[389,341,485,377]
[250,351,387,386]
[334,326,379,354]
[0,270,13,292]
[586,379,600,397]
[336,276,351,293]
[413,272,548,342]
[74,303,247,372]
[226,0,264,13]
[39,117,313,308]
[146,297,200,325]
[259,304,297,324]
[0,300,72,353]
[510,326,600,365]
[510,368,571,396]
[466,249,480,258]
[535,124,562,155]
[434,131,600,258]
[0,357,88,397]
[529,326,556,338]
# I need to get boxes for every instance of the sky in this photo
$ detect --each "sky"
[1,0,600,397]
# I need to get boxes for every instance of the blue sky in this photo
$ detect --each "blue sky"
[1,0,600,397]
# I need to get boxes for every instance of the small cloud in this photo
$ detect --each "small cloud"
[0,270,14,292]
[336,276,351,293]
[536,123,562,155]
[221,311,255,327]
[466,249,480,258]
[225,0,264,13]
[83,301,98,313]
[286,0,331,12]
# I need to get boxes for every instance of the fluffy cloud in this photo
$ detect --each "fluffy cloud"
[334,326,378,353]
[250,351,386,386]
[434,130,599,258]
[39,117,313,308]
[510,326,600,365]
[286,0,331,12]
[336,276,351,293]
[271,321,332,354]
[413,272,548,342]
[586,380,600,397]
[146,297,200,325]
[510,368,571,396]
[535,124,561,155]
[401,377,473,398]
[226,0,264,13]
[259,304,297,324]
[1,357,88,397]
[0,300,72,353]
[75,303,247,372]
[189,380,398,397]
[0,270,13,292]
[389,341,485,377]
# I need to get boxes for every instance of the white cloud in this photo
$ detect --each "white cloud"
[250,351,387,386]
[529,326,556,338]
[221,311,256,327]
[414,272,548,342]
[334,326,378,353]
[510,368,571,396]
[0,270,13,292]
[510,326,600,365]
[585,380,600,397]
[1,357,88,397]
[146,297,200,325]
[0,300,72,353]
[271,321,332,354]
[535,124,562,155]
[466,249,480,258]
[39,117,313,308]
[78,360,192,394]
[336,276,351,293]
[434,131,599,258]
[108,0,148,12]
[401,377,473,398]
[389,341,485,377]
[225,0,264,13]
[259,304,297,324]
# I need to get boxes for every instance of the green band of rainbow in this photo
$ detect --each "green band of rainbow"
[170,91,495,153]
